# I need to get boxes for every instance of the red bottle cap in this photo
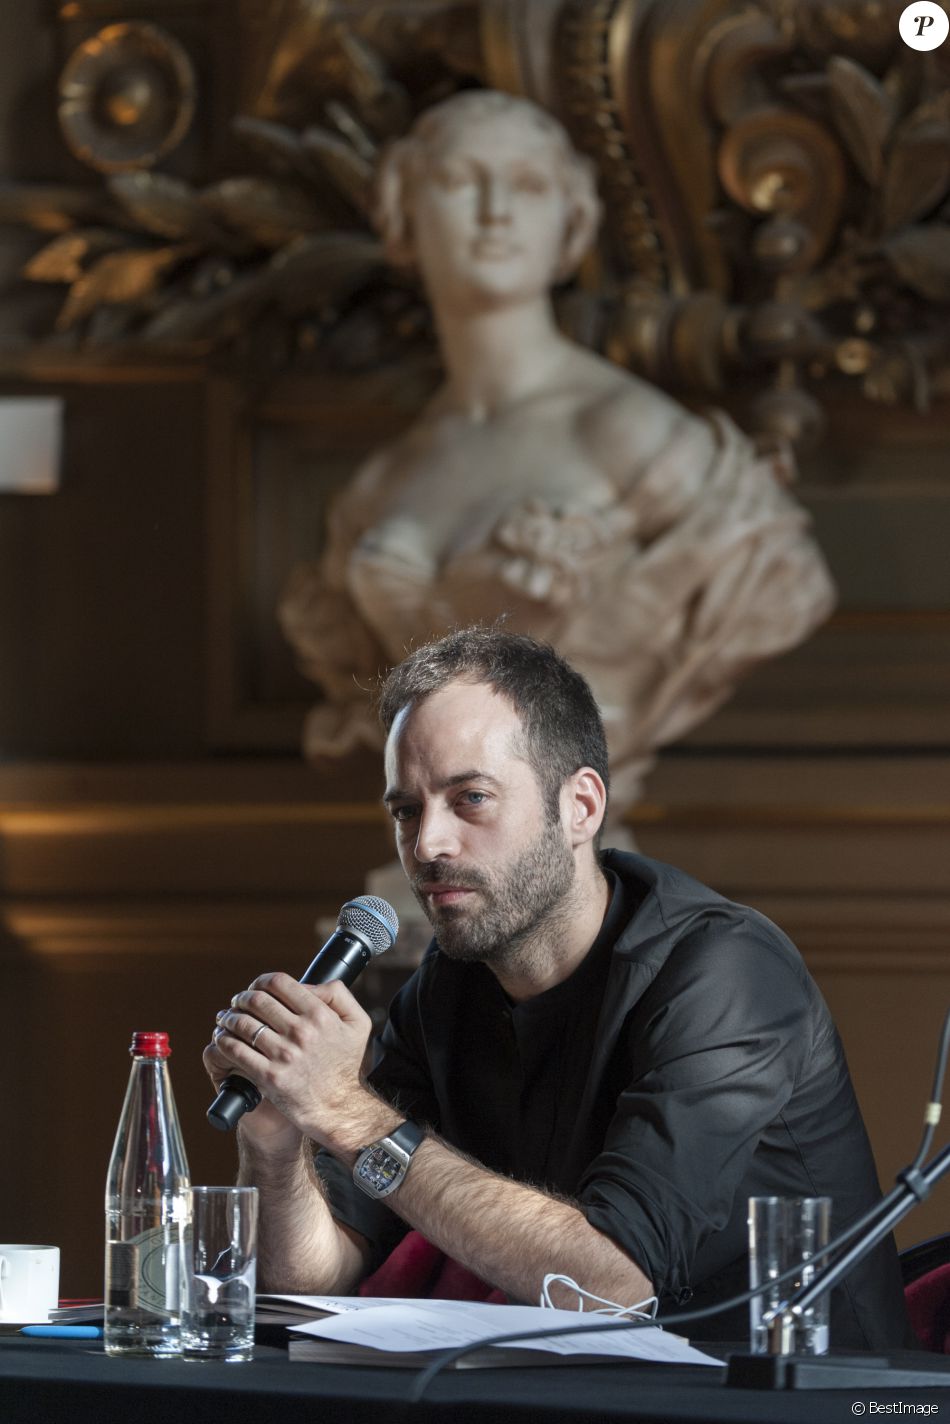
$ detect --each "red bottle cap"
[129,1031,171,1058]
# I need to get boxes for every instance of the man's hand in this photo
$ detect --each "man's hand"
[203,1015,301,1157]
[206,973,377,1151]
[202,974,378,1297]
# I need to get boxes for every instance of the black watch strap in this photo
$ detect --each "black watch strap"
[387,1119,425,1156]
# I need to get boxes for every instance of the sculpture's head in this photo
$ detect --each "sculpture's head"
[374,89,601,308]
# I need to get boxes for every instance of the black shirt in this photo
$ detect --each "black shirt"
[318,850,910,1349]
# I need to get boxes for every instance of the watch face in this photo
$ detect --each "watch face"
[358,1146,403,1194]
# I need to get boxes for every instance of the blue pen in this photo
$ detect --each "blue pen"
[20,1325,103,1339]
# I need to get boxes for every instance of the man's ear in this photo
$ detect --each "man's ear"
[563,767,607,848]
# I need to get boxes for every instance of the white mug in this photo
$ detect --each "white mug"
[0,1244,60,1322]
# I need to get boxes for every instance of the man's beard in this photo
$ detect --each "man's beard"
[411,813,577,967]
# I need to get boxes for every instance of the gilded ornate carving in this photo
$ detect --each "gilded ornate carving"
[557,0,669,290]
[57,22,197,173]
[0,0,946,424]
[577,0,950,437]
[478,0,563,106]
[716,108,846,264]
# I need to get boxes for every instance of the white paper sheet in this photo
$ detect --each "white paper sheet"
[257,1294,403,1314]
[289,1299,722,1366]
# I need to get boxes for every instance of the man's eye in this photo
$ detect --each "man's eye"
[391,805,418,823]
[460,791,487,806]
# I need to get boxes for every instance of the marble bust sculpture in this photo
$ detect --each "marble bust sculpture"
[280,89,836,821]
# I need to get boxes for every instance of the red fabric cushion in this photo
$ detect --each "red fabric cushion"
[358,1229,507,1303]
[905,1262,950,1353]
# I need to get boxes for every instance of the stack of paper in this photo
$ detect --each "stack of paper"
[272,1296,724,1370]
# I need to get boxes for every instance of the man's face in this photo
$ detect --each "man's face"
[407,110,570,313]
[383,679,576,963]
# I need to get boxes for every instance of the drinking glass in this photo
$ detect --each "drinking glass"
[181,1187,258,1361]
[748,1195,831,1355]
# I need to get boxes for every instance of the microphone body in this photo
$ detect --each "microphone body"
[207,896,398,1131]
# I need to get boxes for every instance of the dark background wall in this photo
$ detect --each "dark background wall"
[0,378,207,756]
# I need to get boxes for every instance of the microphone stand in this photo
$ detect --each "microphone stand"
[727,1140,950,1389]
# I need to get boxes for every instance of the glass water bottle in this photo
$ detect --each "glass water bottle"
[104,1030,191,1356]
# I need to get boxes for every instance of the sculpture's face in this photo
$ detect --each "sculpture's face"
[408,109,570,312]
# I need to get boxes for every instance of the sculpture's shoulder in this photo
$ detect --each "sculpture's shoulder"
[329,429,418,530]
[344,397,452,490]
[347,436,405,494]
[571,354,715,487]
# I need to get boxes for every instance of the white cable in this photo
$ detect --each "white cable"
[539,1272,659,1322]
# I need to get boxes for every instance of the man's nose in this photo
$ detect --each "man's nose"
[413,804,460,863]
[478,173,512,224]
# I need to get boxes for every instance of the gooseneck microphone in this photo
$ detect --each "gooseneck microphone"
[207,894,398,1131]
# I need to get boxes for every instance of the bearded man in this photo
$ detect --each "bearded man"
[205,627,908,1349]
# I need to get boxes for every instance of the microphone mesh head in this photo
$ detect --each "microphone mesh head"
[338,895,398,954]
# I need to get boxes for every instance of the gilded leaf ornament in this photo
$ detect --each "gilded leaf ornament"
[0,1,944,433]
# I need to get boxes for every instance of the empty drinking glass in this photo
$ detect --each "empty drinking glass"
[181,1186,258,1362]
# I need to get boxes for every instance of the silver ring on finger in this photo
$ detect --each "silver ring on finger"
[250,1022,268,1050]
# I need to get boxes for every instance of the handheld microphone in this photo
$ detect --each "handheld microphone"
[207,894,398,1131]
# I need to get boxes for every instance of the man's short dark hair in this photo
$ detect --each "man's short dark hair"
[378,627,609,826]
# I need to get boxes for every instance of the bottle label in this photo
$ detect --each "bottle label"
[109,1228,183,1313]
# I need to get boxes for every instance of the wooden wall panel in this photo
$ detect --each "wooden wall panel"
[0,374,208,757]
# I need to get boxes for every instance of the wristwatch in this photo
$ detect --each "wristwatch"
[353,1119,425,1199]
